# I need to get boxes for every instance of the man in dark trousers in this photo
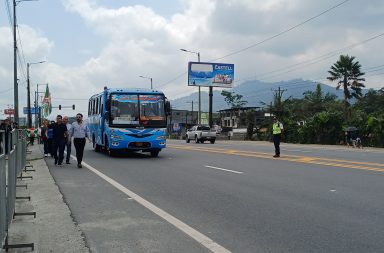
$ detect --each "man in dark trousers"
[69,113,90,168]
[272,116,284,158]
[63,116,72,164]
[47,121,55,157]
[52,115,68,166]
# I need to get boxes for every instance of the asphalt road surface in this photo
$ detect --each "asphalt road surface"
[48,140,384,253]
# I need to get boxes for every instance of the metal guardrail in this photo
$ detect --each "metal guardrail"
[1,129,34,251]
[0,130,6,249]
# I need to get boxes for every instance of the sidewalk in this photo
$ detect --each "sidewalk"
[1,144,89,253]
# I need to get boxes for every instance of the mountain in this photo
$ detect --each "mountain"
[170,79,345,112]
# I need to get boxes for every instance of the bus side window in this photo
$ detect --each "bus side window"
[96,97,99,114]
[100,96,103,114]
[98,95,103,114]
[93,99,96,115]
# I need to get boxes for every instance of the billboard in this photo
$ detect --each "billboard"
[188,62,234,88]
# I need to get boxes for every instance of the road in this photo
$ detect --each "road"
[48,139,384,253]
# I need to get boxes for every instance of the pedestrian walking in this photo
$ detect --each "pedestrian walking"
[0,119,12,154]
[70,113,90,168]
[272,116,284,158]
[52,115,68,166]
[41,119,49,157]
[48,121,55,157]
[63,116,72,164]
[26,127,38,145]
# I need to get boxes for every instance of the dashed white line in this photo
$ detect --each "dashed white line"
[204,165,244,174]
[73,155,231,253]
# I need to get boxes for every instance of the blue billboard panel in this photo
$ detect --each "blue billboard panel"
[188,62,234,88]
[23,107,39,115]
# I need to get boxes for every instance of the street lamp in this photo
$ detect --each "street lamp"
[35,83,47,128]
[13,0,42,127]
[27,60,45,128]
[180,48,201,124]
[139,75,153,89]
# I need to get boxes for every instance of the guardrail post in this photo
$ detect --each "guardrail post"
[0,130,7,250]
[2,130,35,251]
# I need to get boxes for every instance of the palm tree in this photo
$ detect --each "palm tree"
[327,55,365,119]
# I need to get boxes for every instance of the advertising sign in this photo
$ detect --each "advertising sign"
[188,62,234,88]
[4,108,15,115]
[172,123,180,132]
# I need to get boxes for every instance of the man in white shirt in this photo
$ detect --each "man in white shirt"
[70,113,90,168]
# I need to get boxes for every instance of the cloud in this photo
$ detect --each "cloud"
[0,25,53,117]
[2,0,384,119]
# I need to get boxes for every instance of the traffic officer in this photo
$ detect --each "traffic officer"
[272,116,284,158]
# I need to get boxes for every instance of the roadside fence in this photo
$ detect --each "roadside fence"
[0,129,34,251]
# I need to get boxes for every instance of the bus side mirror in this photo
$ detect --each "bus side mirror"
[165,101,171,116]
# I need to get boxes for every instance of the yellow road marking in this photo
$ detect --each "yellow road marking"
[168,144,384,173]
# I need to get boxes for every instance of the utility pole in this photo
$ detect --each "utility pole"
[180,49,201,124]
[13,0,18,126]
[186,101,195,124]
[27,63,31,127]
[27,61,45,128]
[197,53,201,125]
[272,86,287,118]
[209,86,213,127]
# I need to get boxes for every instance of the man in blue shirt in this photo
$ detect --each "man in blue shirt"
[70,113,90,168]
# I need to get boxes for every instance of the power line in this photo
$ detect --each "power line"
[159,0,352,89]
[0,87,13,94]
[158,71,187,88]
[16,25,28,80]
[210,0,351,62]
[234,32,384,84]
[4,0,13,27]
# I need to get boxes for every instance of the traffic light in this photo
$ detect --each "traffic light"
[59,105,61,110]
[72,104,75,110]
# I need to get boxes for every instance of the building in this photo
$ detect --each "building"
[219,107,266,129]
[167,109,198,133]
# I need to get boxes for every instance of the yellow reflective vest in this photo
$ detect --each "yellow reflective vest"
[272,122,282,135]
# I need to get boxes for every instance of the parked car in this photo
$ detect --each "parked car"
[186,125,216,144]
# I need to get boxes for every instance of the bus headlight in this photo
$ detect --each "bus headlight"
[111,135,123,140]
[156,136,166,140]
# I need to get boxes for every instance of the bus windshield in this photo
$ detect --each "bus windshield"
[109,94,166,127]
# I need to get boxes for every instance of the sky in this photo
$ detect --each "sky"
[1,0,384,120]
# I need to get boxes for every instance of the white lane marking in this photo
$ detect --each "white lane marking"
[204,165,244,174]
[330,189,337,192]
[72,155,231,253]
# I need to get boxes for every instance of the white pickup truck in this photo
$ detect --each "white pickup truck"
[186,125,216,144]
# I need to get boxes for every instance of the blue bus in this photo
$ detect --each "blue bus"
[88,87,171,157]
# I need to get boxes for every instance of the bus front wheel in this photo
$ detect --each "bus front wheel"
[104,137,115,157]
[93,136,100,152]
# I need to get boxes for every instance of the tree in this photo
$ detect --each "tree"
[221,90,247,109]
[353,88,384,115]
[303,83,337,115]
[327,55,365,119]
